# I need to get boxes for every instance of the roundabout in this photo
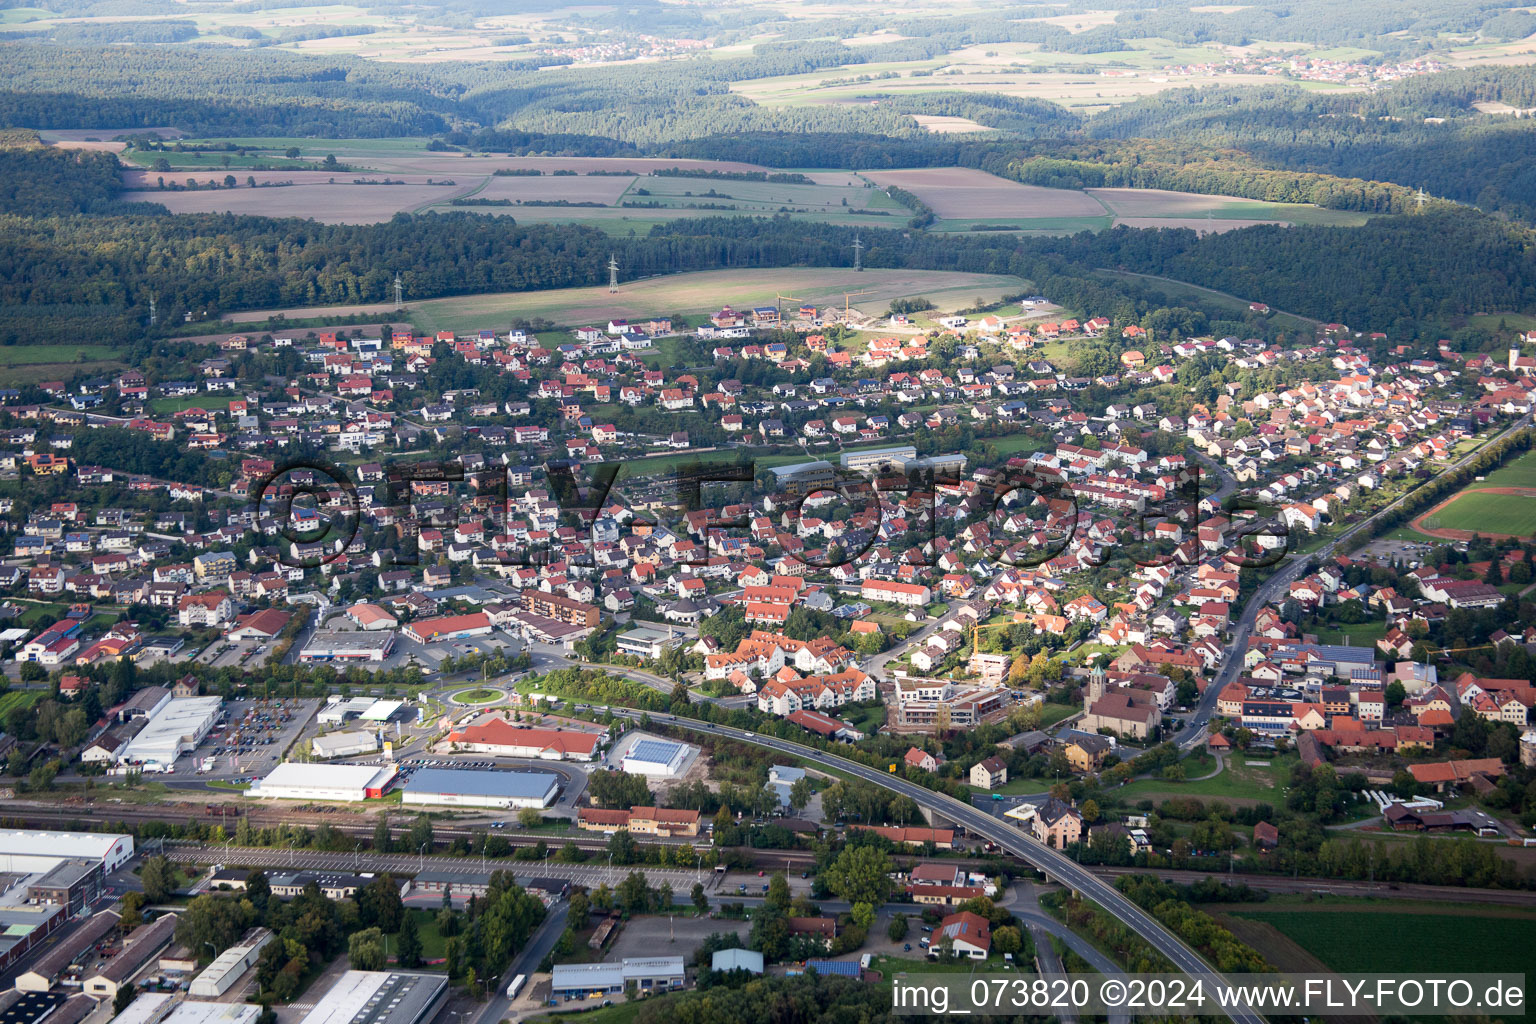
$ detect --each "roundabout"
[448,687,506,705]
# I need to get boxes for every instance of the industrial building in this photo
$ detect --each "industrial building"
[549,957,686,999]
[115,1000,263,1024]
[711,949,764,974]
[246,763,396,802]
[85,913,178,1000]
[0,829,134,874]
[299,631,395,663]
[15,910,118,992]
[189,929,272,999]
[118,697,223,770]
[296,972,447,1024]
[400,769,557,809]
[620,737,692,777]
[311,730,380,759]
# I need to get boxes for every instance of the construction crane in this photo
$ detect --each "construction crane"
[842,288,873,322]
[775,293,801,323]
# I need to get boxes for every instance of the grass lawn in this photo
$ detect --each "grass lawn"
[1428,489,1536,537]
[871,954,1013,975]
[1467,312,1536,334]
[1307,620,1389,647]
[451,687,503,704]
[1480,448,1536,490]
[150,394,226,415]
[1114,754,1293,804]
[984,433,1049,457]
[840,703,887,735]
[404,908,453,964]
[1038,702,1081,728]
[18,603,64,627]
[0,344,119,365]
[1228,906,1536,977]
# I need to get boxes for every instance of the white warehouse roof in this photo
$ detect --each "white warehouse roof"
[247,763,396,801]
[119,697,223,767]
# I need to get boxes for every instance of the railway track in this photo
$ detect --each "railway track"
[13,803,1533,905]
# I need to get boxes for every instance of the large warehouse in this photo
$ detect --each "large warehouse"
[118,697,223,770]
[311,731,380,759]
[246,763,397,802]
[299,631,395,663]
[297,972,446,1024]
[0,830,134,873]
[401,768,558,809]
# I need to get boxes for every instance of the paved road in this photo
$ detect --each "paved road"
[481,902,569,1024]
[1180,412,1534,752]
[604,709,1262,1024]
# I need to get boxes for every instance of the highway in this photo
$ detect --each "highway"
[598,707,1264,1024]
[1179,412,1534,751]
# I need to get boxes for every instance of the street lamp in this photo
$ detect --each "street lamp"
[419,842,427,873]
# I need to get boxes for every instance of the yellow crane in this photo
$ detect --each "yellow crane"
[842,288,873,321]
[775,293,801,323]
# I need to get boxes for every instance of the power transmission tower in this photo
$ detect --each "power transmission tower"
[851,234,864,272]
[393,273,404,311]
[1415,187,1427,213]
[607,253,620,292]
[148,290,157,327]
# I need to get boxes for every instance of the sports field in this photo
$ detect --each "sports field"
[1421,488,1536,538]
[408,267,1025,335]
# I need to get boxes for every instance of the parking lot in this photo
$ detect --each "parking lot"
[286,609,521,677]
[188,697,320,778]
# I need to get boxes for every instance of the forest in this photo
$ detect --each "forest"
[2,179,1532,348]
[1089,68,1536,223]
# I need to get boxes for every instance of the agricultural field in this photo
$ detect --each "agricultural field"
[0,344,126,386]
[1087,188,1370,230]
[866,167,1107,224]
[1225,903,1536,979]
[0,690,45,720]
[407,267,1025,336]
[731,37,1315,115]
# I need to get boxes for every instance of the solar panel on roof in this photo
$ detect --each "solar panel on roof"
[628,739,682,763]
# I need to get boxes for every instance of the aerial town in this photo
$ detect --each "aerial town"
[0,273,1531,1022]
